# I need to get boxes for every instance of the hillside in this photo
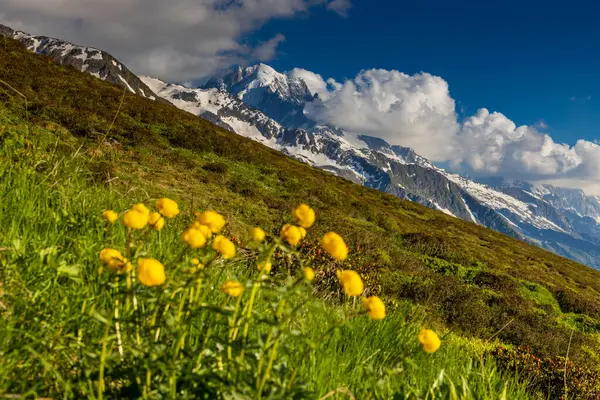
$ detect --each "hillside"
[1,36,600,397]
[4,24,600,271]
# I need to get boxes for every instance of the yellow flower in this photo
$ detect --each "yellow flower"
[418,329,441,353]
[191,222,213,239]
[303,267,315,281]
[138,258,166,287]
[182,228,207,248]
[336,270,363,296]
[99,248,131,274]
[213,235,236,259]
[122,209,149,230]
[321,232,348,261]
[361,296,386,320]
[197,210,226,233]
[221,280,243,297]
[258,261,272,273]
[148,212,165,231]
[132,203,150,216]
[156,198,180,218]
[102,210,118,224]
[292,204,316,228]
[191,258,204,271]
[280,224,302,246]
[251,227,266,242]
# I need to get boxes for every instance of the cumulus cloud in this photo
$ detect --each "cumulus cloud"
[0,0,348,81]
[453,109,583,179]
[304,69,460,161]
[289,68,600,194]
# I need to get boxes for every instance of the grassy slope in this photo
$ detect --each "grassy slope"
[0,113,535,399]
[0,36,599,372]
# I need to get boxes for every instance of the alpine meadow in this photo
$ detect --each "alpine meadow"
[2,33,600,400]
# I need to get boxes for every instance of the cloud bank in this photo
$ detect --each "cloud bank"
[0,0,345,81]
[293,69,600,195]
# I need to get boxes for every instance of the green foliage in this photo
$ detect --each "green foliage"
[421,255,485,283]
[491,345,600,399]
[519,280,562,314]
[0,118,534,399]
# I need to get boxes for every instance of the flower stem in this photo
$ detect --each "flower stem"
[238,281,260,362]
[114,275,124,360]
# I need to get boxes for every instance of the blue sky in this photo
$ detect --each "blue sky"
[252,0,599,146]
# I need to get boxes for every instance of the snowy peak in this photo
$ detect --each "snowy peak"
[0,24,161,101]
[203,64,315,127]
[205,63,312,103]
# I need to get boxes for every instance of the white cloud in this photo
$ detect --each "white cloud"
[290,68,600,195]
[453,109,582,179]
[0,0,348,81]
[304,68,460,161]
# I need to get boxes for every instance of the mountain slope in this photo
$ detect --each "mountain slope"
[3,24,600,270]
[0,24,162,101]
[5,34,600,373]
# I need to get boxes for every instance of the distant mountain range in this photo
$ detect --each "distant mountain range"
[3,24,600,269]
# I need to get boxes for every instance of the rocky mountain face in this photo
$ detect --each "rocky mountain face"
[0,24,163,102]
[4,24,600,269]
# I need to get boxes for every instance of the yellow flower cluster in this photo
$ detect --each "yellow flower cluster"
[222,280,243,297]
[191,258,204,271]
[99,198,180,287]
[213,235,236,259]
[418,329,441,353]
[181,210,236,261]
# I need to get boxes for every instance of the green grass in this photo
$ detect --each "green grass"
[1,36,600,397]
[0,117,534,398]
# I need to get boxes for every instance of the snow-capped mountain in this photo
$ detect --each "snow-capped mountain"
[0,24,162,101]
[203,64,316,128]
[4,24,600,269]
